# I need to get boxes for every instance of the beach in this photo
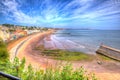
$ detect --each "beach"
[9,30,120,80]
[44,35,86,51]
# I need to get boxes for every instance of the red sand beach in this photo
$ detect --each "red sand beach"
[9,30,120,80]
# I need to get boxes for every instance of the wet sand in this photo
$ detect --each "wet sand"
[9,30,120,80]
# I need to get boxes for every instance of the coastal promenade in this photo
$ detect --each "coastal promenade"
[8,30,120,80]
[9,36,32,61]
[9,30,56,68]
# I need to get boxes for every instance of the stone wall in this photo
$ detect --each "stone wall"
[96,45,120,61]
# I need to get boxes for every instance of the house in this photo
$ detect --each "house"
[13,30,27,38]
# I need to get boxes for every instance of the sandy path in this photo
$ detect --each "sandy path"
[10,31,120,80]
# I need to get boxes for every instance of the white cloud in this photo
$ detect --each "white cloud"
[1,0,39,24]
[0,0,120,27]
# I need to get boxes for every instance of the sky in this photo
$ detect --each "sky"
[0,0,120,29]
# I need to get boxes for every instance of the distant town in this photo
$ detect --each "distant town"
[0,24,55,42]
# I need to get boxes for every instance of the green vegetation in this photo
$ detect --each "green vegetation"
[35,45,93,61]
[0,57,97,80]
[0,39,9,61]
[42,49,93,61]
[0,40,97,80]
[2,24,14,27]
[0,76,9,80]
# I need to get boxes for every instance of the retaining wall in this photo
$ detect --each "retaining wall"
[96,45,120,61]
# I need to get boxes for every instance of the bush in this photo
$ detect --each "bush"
[0,57,97,80]
[0,39,9,60]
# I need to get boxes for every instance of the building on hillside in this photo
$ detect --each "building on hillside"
[24,30,40,35]
[13,30,27,38]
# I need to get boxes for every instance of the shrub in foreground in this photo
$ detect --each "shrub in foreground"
[0,57,97,80]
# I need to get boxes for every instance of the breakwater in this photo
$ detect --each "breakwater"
[96,45,120,61]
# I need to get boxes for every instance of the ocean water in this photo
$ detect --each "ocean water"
[53,30,120,54]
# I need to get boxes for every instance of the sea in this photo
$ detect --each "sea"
[53,29,120,54]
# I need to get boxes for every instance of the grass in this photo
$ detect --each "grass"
[42,49,93,61]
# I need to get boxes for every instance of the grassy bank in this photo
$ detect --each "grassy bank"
[0,39,9,80]
[42,49,93,61]
[35,45,94,61]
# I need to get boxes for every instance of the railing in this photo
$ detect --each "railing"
[0,71,20,80]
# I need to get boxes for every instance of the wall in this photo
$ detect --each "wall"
[96,45,120,61]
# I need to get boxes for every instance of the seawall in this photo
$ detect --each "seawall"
[96,45,120,61]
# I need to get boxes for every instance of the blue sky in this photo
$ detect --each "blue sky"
[0,0,120,29]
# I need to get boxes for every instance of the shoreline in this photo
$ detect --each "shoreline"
[44,35,95,54]
[9,30,120,80]
[16,30,55,68]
